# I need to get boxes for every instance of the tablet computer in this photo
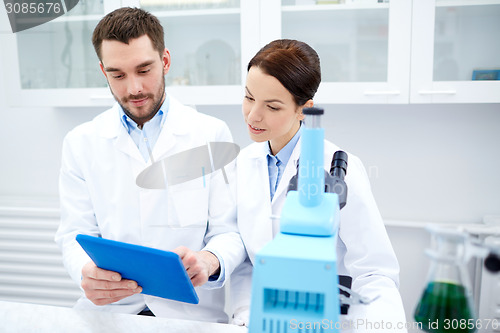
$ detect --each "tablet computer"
[76,234,199,304]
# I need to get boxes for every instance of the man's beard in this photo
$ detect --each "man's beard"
[111,76,166,126]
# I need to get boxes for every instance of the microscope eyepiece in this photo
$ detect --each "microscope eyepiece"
[303,107,324,115]
[331,151,348,178]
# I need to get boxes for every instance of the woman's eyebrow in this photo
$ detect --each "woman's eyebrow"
[264,98,284,104]
[245,87,284,104]
[245,87,253,96]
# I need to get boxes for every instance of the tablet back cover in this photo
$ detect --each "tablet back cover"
[76,234,199,304]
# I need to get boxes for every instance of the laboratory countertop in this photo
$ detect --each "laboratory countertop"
[0,301,247,333]
[0,291,409,333]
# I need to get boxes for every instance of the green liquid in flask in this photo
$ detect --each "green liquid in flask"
[414,281,475,333]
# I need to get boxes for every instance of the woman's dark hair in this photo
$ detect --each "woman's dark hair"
[92,7,165,61]
[247,39,321,106]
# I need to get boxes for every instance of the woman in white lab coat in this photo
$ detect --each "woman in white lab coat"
[230,39,407,329]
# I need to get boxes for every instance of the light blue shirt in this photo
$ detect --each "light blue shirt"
[119,95,170,162]
[267,125,302,200]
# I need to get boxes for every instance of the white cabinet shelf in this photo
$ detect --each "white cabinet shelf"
[281,3,390,11]
[436,0,500,6]
[51,15,105,22]
[152,8,240,17]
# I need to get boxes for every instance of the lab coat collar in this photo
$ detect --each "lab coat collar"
[95,95,192,164]
[246,141,270,160]
[151,96,194,161]
[244,139,302,205]
[90,104,144,163]
[163,96,192,136]
[272,137,302,204]
[98,95,190,139]
[96,103,124,139]
[247,133,302,161]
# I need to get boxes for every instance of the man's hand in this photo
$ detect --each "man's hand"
[81,261,142,306]
[173,247,221,287]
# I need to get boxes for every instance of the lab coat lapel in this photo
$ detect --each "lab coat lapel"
[271,138,301,205]
[242,143,274,261]
[152,97,190,161]
[103,98,191,165]
[152,119,177,162]
[255,155,274,251]
[115,128,145,163]
[99,104,145,164]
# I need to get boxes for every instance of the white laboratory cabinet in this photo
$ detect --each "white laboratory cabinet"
[1,0,499,107]
[410,0,500,103]
[260,0,412,104]
[0,0,251,107]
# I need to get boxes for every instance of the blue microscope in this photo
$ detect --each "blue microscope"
[249,107,347,333]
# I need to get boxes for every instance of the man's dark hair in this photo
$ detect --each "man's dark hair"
[92,7,165,61]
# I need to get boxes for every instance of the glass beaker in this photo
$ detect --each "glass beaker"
[414,225,476,333]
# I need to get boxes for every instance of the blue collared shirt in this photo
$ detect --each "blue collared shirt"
[119,95,170,162]
[267,125,302,200]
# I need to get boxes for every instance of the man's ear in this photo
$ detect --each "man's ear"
[162,48,171,75]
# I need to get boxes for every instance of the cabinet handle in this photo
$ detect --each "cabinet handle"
[363,90,400,96]
[418,90,456,95]
[90,95,114,100]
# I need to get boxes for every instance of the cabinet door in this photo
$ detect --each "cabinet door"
[260,0,412,104]
[411,0,500,103]
[132,0,258,105]
[1,0,123,107]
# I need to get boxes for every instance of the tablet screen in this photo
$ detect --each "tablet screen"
[76,234,199,304]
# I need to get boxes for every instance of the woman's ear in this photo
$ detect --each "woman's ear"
[304,99,314,108]
[297,99,314,120]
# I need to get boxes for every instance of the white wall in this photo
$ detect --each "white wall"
[200,102,500,224]
[2,89,500,223]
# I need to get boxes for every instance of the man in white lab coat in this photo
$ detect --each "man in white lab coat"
[54,7,245,322]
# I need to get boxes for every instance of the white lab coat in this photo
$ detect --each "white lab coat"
[230,139,406,327]
[55,96,246,323]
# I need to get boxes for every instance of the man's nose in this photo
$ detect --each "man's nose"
[128,76,143,96]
